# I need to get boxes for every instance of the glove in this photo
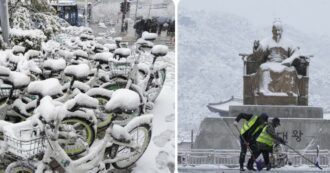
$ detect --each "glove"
[233,121,238,127]
[279,138,287,145]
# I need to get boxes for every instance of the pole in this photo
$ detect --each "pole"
[190,130,194,149]
[0,0,10,44]
[285,144,322,170]
[85,0,88,27]
[134,0,138,21]
[121,0,127,32]
[148,0,152,18]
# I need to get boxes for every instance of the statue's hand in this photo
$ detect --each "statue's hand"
[253,40,260,52]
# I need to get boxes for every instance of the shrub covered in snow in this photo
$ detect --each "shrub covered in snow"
[10,28,46,51]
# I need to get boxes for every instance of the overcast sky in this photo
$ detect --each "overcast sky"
[179,0,330,36]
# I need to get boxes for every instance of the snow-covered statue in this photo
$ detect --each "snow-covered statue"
[241,19,311,105]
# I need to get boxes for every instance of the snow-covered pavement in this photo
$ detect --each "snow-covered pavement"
[131,51,175,173]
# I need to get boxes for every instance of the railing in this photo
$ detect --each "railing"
[178,149,330,167]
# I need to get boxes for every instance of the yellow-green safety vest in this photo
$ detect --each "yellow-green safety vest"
[239,115,258,135]
[256,125,275,147]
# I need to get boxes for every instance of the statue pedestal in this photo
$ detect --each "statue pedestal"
[195,117,330,150]
[195,105,329,150]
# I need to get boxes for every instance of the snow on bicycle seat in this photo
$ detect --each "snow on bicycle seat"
[94,52,113,64]
[151,45,168,57]
[114,48,131,58]
[142,32,157,41]
[37,96,65,122]
[136,38,154,48]
[110,124,132,143]
[65,93,99,111]
[73,50,90,60]
[12,45,26,55]
[64,64,90,80]
[43,58,66,72]
[0,66,10,77]
[27,78,63,97]
[25,50,41,59]
[105,89,140,113]
[3,71,30,89]
[104,43,117,52]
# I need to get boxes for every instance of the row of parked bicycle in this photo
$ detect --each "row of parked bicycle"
[0,30,169,172]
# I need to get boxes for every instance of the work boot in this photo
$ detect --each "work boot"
[247,159,256,171]
[240,167,245,171]
[266,164,271,171]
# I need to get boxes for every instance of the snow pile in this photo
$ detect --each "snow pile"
[0,66,10,76]
[151,45,168,56]
[98,22,107,29]
[43,58,66,71]
[105,89,140,112]
[27,78,63,97]
[260,62,295,73]
[64,64,90,79]
[42,40,60,53]
[25,50,41,59]
[73,50,89,59]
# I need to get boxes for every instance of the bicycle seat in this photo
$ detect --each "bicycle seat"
[114,48,131,59]
[65,93,98,111]
[105,89,140,113]
[73,50,89,60]
[27,78,63,98]
[104,44,117,52]
[43,58,66,73]
[110,124,132,143]
[151,45,168,57]
[136,39,154,48]
[94,52,113,64]
[142,32,157,41]
[12,45,26,55]
[64,64,90,80]
[0,66,10,77]
[25,50,41,60]
[3,72,30,89]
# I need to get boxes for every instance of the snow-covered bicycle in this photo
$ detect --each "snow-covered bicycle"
[2,89,152,172]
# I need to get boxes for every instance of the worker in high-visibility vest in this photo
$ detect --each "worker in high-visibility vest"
[233,113,268,171]
[247,117,286,171]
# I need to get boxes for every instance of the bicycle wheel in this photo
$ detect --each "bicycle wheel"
[59,117,96,157]
[112,123,152,169]
[5,161,34,173]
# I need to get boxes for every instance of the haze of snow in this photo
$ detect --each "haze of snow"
[178,9,330,142]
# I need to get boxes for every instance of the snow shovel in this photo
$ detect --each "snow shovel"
[284,143,322,170]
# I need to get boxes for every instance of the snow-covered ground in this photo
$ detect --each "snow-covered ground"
[132,52,175,173]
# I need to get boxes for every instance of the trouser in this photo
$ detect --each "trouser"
[239,136,257,168]
[247,147,271,169]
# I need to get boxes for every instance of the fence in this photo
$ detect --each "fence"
[178,149,330,167]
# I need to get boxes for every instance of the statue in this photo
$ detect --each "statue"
[241,19,311,105]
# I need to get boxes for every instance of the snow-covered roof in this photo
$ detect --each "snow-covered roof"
[207,97,243,116]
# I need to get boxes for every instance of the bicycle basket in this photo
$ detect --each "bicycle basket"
[0,86,19,100]
[4,129,45,159]
[109,61,132,78]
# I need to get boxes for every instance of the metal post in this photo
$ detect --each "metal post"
[121,0,127,32]
[85,0,88,27]
[0,0,10,44]
[148,0,152,18]
[191,130,194,149]
[134,0,138,20]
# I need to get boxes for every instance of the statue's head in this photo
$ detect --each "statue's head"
[272,19,283,42]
